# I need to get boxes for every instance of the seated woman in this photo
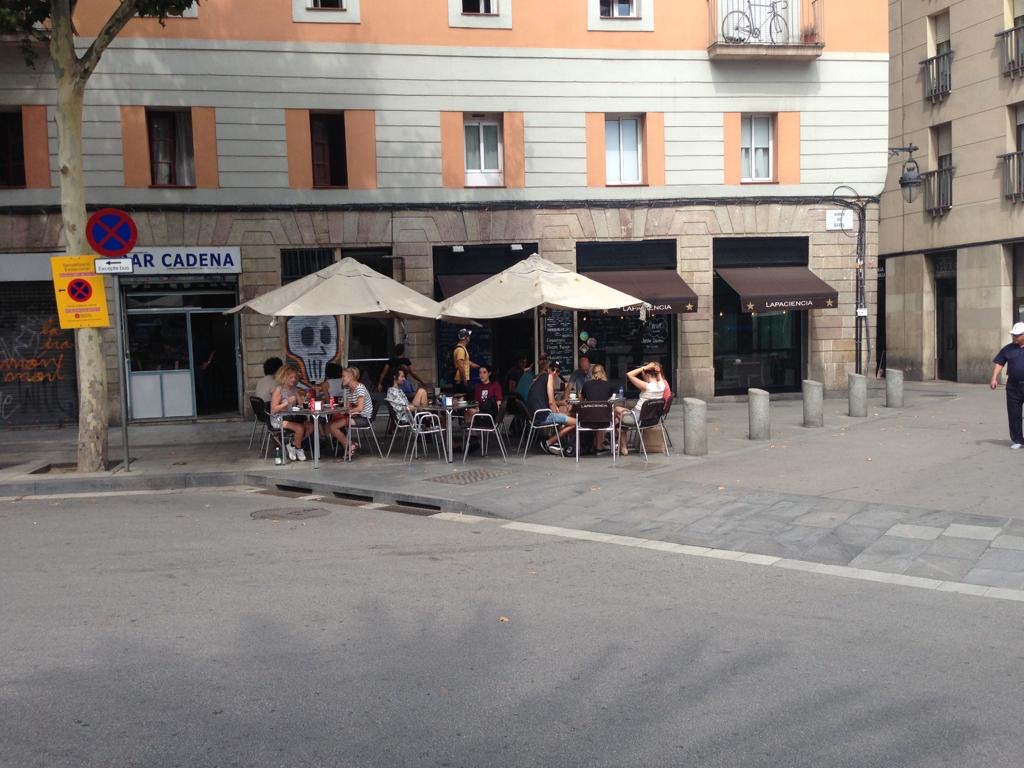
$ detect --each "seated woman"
[581,364,614,453]
[329,367,374,458]
[463,363,503,426]
[614,362,667,456]
[269,364,309,461]
[385,368,427,425]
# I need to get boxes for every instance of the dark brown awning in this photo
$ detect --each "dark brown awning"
[581,269,698,314]
[437,274,490,299]
[717,266,839,313]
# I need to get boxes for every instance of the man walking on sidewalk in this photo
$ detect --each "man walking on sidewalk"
[990,321,1024,449]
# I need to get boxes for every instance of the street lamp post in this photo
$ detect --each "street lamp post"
[832,186,869,376]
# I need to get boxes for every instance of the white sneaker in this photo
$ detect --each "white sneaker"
[1012,443,1023,450]
[295,448,307,461]
[286,444,297,461]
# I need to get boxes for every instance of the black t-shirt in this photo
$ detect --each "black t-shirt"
[581,379,613,401]
[527,372,551,415]
[995,342,1024,382]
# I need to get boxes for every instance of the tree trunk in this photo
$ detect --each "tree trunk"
[55,74,109,472]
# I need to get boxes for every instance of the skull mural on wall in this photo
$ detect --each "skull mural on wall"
[286,315,341,383]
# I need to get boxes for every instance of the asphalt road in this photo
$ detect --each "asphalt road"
[2,488,1023,768]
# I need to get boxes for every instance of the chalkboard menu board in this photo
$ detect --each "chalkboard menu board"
[541,309,574,368]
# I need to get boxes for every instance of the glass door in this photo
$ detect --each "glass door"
[714,275,804,395]
[126,312,195,418]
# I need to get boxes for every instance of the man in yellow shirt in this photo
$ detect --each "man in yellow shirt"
[452,328,479,395]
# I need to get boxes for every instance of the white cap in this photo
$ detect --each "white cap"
[1011,322,1024,336]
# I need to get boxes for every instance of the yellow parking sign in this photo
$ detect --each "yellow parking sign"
[51,255,109,329]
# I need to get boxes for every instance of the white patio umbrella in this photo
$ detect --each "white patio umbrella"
[439,253,649,319]
[226,256,447,320]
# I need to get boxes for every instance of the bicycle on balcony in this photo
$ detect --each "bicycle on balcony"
[721,0,790,45]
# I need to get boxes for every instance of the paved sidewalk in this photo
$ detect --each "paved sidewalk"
[3,381,1024,592]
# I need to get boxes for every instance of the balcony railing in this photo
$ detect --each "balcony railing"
[997,25,1024,78]
[922,51,953,103]
[707,0,823,59]
[1000,151,1024,201]
[922,168,954,216]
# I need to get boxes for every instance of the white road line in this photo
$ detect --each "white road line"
[432,519,1024,605]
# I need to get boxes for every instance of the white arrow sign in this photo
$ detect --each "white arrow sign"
[94,257,134,274]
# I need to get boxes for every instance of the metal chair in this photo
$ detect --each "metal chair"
[406,411,446,463]
[660,394,675,449]
[462,412,508,463]
[575,401,616,464]
[385,402,416,458]
[520,408,565,459]
[345,398,383,460]
[248,395,267,450]
[617,399,668,463]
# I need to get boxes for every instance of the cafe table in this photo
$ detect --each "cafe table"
[416,399,473,463]
[282,403,346,469]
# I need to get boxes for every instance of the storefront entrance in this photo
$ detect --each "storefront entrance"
[713,237,837,396]
[124,281,241,419]
[931,252,957,381]
[713,275,804,394]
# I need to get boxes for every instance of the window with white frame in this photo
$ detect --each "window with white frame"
[605,115,642,185]
[741,114,773,182]
[464,115,503,187]
[293,0,360,23]
[588,0,653,32]
[600,0,638,18]
[463,0,496,13]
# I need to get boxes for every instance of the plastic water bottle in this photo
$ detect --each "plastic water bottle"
[274,446,283,466]
[618,385,624,400]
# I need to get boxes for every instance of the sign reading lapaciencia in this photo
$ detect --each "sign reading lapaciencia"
[125,246,242,275]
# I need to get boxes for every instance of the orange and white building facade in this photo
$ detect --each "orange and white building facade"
[0,0,889,426]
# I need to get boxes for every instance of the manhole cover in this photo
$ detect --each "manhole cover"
[250,507,331,521]
[426,469,512,486]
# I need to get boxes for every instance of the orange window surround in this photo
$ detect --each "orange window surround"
[21,106,50,189]
[440,111,464,189]
[776,112,800,185]
[503,112,525,189]
[344,110,377,190]
[120,106,151,188]
[644,112,665,187]
[723,112,800,185]
[285,108,314,189]
[585,113,606,187]
[192,106,219,189]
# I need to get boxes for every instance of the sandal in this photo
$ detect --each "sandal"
[347,443,359,459]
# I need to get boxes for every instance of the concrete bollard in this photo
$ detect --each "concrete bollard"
[885,369,904,408]
[802,379,824,427]
[682,397,708,456]
[748,388,770,440]
[848,373,867,417]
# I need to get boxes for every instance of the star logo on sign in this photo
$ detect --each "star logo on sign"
[685,303,694,312]
[825,298,834,307]
[746,302,755,311]
[539,307,548,316]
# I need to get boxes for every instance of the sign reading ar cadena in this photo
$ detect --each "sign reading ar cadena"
[126,246,242,275]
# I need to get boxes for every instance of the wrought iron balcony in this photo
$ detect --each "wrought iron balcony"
[922,167,954,216]
[1000,151,1024,201]
[997,25,1024,78]
[922,51,953,103]
[707,0,823,60]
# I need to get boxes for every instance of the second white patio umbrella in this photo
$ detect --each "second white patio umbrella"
[439,254,648,319]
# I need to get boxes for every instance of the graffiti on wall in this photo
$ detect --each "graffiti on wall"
[285,315,343,383]
[0,312,78,427]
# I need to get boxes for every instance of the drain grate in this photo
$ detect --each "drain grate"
[250,506,331,521]
[426,469,511,486]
